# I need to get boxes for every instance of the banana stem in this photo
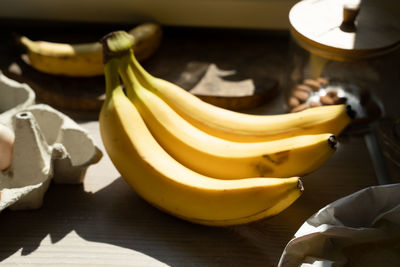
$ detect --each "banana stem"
[119,55,143,100]
[128,50,154,83]
[104,59,121,99]
[100,30,155,101]
[100,31,134,64]
[117,49,153,95]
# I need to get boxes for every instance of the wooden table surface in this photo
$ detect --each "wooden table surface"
[0,120,379,267]
[0,23,397,266]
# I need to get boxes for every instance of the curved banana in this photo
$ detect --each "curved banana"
[99,55,303,226]
[18,23,162,77]
[118,54,337,179]
[122,39,352,142]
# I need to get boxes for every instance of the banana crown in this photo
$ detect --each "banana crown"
[101,31,135,64]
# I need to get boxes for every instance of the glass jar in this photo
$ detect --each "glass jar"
[285,0,400,121]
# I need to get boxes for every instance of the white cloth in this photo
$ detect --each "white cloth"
[279,183,400,267]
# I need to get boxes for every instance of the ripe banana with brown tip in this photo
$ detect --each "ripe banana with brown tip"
[18,23,162,77]
[123,43,353,142]
[117,50,337,179]
[99,34,303,226]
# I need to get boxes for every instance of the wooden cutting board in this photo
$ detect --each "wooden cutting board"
[188,64,279,111]
[6,57,279,120]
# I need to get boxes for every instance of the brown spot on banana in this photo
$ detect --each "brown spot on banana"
[254,162,274,177]
[262,150,290,165]
[254,150,290,176]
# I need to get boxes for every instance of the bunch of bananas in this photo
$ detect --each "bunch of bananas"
[99,31,352,226]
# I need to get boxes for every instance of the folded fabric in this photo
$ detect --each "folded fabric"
[279,183,400,267]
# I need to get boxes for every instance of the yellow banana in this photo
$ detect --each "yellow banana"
[118,52,337,179]
[99,54,303,226]
[18,23,162,77]
[122,40,353,142]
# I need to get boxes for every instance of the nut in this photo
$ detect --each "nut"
[316,77,329,87]
[320,95,335,105]
[303,79,321,91]
[288,97,300,108]
[291,103,309,112]
[296,84,313,93]
[333,96,347,104]
[327,90,338,98]
[309,101,322,108]
[292,89,310,103]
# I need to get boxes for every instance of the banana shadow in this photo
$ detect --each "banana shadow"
[0,176,284,266]
[0,155,366,266]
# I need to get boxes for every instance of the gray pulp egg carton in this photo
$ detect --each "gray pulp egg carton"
[0,72,102,211]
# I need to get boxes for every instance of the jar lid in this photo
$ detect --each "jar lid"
[289,0,400,60]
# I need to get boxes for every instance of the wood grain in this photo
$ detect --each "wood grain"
[0,121,378,266]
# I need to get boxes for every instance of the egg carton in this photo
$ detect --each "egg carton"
[0,71,102,211]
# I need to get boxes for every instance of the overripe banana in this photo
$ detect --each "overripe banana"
[99,42,303,226]
[122,39,353,142]
[118,53,337,179]
[18,23,162,77]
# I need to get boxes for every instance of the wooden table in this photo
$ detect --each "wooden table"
[0,120,379,266]
[0,23,396,266]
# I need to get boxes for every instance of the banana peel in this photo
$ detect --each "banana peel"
[16,22,162,77]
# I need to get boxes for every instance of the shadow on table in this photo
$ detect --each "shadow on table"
[0,176,304,266]
[0,127,376,266]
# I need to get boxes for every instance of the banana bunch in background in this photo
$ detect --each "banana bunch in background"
[18,23,162,77]
[99,31,353,226]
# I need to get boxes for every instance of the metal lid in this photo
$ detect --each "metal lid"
[289,0,400,60]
